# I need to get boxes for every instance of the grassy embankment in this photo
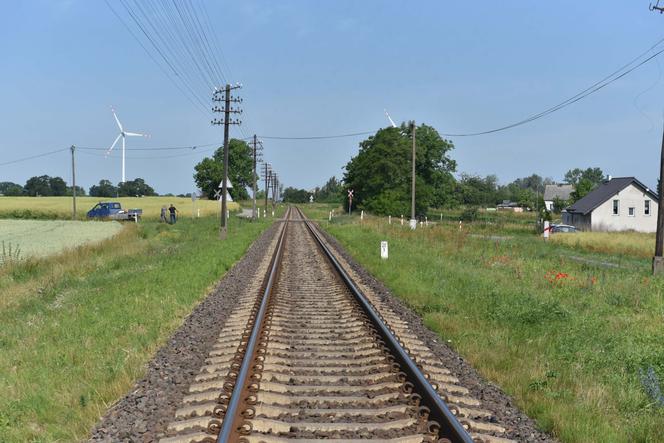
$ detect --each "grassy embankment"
[304,205,664,442]
[0,196,239,220]
[0,212,279,442]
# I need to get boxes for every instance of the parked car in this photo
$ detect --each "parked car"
[551,223,576,233]
[86,202,142,221]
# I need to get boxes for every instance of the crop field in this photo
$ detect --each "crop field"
[307,208,664,442]
[0,220,124,260]
[0,210,281,442]
[0,196,239,220]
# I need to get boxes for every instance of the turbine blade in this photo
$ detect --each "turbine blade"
[111,107,123,132]
[124,131,148,137]
[384,109,397,128]
[106,134,122,156]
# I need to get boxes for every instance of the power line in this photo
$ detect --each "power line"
[77,142,220,151]
[0,148,69,167]
[440,37,664,137]
[258,131,376,140]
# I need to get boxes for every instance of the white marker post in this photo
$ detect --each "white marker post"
[543,220,550,241]
[401,215,404,226]
[380,241,389,259]
[425,216,428,227]
[329,211,332,221]
[388,215,391,224]
[361,210,364,221]
[410,219,417,230]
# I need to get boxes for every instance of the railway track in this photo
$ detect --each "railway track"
[160,207,515,443]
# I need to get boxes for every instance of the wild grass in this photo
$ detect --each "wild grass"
[550,231,654,258]
[312,213,664,442]
[0,196,239,220]
[0,219,124,259]
[0,214,274,442]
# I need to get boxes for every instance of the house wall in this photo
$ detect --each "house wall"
[590,184,657,232]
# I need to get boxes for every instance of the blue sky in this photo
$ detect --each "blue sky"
[1,1,664,194]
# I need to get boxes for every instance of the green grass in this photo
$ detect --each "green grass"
[0,214,276,442]
[311,213,664,443]
[550,231,655,259]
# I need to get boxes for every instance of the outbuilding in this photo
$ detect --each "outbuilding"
[562,177,658,232]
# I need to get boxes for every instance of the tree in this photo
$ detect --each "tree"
[282,187,310,203]
[565,167,605,203]
[193,139,253,200]
[457,174,500,206]
[117,178,157,197]
[24,175,53,196]
[89,179,118,197]
[66,185,86,196]
[343,123,456,216]
[317,176,343,202]
[49,177,67,196]
[0,182,24,196]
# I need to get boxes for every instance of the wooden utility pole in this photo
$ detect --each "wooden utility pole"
[263,163,271,215]
[410,121,417,229]
[71,145,77,220]
[252,135,258,220]
[212,84,242,239]
[654,124,664,274]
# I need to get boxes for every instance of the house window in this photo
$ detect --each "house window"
[628,207,635,217]
[645,200,651,216]
[613,199,619,215]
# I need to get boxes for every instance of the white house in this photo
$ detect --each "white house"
[543,184,573,211]
[562,177,658,232]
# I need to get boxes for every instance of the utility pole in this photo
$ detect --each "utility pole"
[654,124,664,274]
[410,121,417,230]
[212,84,242,239]
[649,6,664,274]
[263,163,271,215]
[71,145,77,220]
[251,135,260,220]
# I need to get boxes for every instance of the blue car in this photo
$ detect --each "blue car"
[87,202,142,221]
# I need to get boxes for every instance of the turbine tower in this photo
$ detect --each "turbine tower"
[106,107,148,183]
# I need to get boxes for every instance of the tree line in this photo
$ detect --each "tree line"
[0,176,158,197]
[281,123,609,216]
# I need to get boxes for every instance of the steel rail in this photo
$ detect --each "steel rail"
[297,207,474,443]
[216,207,291,443]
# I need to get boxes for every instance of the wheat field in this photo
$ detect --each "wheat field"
[0,196,239,220]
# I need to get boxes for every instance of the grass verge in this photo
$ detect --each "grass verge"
[313,213,664,443]
[0,215,274,442]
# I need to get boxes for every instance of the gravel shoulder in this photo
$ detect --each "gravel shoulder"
[317,224,557,443]
[89,223,279,442]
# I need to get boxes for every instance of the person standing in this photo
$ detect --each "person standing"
[168,204,178,224]
[160,206,167,223]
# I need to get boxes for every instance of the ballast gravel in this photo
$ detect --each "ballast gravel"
[89,219,556,443]
[89,223,280,442]
[317,225,557,443]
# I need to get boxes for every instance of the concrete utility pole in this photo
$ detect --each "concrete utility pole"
[410,121,417,230]
[212,84,242,239]
[70,145,77,220]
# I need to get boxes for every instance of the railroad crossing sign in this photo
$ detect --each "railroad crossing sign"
[348,189,354,215]
[213,189,221,200]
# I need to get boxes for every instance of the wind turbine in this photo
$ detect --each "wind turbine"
[106,107,149,183]
[384,109,397,128]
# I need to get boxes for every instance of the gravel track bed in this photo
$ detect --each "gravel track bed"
[89,223,280,442]
[317,224,557,443]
